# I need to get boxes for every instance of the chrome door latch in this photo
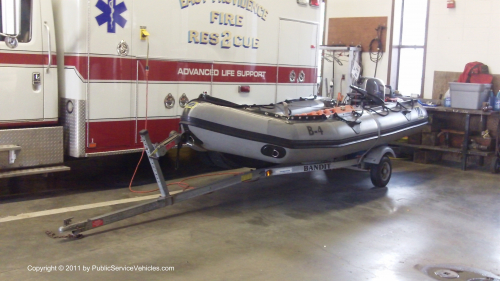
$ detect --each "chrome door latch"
[33,72,41,85]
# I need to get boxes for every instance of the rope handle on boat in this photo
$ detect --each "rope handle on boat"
[198,94,314,112]
[363,104,390,116]
[351,108,364,118]
[391,100,414,115]
[363,100,415,117]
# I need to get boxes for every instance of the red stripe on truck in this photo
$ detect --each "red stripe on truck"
[277,66,317,84]
[65,55,134,81]
[137,60,280,83]
[2,53,316,84]
[64,55,315,83]
[0,52,56,66]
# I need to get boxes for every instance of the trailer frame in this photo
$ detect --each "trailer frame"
[58,129,395,237]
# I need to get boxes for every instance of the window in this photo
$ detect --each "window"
[0,0,33,43]
[389,0,429,97]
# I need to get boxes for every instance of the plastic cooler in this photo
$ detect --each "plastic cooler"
[448,82,492,110]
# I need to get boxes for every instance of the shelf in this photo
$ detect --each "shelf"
[318,45,362,52]
[391,142,495,157]
[424,106,500,115]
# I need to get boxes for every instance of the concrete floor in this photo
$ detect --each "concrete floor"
[0,156,499,280]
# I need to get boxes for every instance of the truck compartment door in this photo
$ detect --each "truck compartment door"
[276,19,318,102]
[86,0,134,151]
[0,0,45,123]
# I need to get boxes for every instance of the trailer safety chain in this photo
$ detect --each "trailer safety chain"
[45,230,84,240]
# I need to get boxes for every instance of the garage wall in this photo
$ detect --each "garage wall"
[324,0,393,97]
[423,0,500,98]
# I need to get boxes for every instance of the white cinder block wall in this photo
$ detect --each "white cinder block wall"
[423,0,500,98]
[323,0,393,97]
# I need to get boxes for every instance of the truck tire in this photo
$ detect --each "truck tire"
[370,156,392,188]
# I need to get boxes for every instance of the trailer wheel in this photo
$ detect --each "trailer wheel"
[491,157,500,174]
[370,156,392,188]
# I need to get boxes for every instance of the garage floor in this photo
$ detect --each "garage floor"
[0,154,499,281]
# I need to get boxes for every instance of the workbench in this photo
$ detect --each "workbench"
[394,106,499,170]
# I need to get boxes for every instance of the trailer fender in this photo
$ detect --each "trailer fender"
[363,146,396,165]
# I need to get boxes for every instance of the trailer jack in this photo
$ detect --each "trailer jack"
[56,130,394,237]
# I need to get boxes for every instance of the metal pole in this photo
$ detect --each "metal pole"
[139,130,170,197]
[461,114,470,170]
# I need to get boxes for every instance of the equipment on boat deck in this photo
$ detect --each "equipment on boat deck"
[357,77,386,101]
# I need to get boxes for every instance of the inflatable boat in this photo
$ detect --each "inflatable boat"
[180,86,428,165]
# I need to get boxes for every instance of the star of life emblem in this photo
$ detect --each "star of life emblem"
[96,0,127,33]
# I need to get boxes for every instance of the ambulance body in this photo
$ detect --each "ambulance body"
[0,0,320,176]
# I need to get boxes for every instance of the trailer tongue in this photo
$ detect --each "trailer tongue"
[56,129,396,238]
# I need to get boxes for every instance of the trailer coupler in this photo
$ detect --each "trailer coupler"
[58,196,173,234]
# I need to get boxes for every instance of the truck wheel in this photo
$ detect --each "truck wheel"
[491,157,500,174]
[370,156,392,188]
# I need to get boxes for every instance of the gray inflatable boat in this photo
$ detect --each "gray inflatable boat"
[180,88,428,165]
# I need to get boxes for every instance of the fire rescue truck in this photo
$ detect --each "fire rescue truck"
[0,0,321,178]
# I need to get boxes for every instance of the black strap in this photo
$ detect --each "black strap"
[466,63,485,83]
[175,135,186,170]
[333,113,361,128]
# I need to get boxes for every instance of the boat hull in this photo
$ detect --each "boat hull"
[180,97,428,164]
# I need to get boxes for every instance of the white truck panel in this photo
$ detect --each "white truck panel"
[130,1,320,64]
[278,19,319,67]
[135,83,178,118]
[88,83,134,119]
[52,0,89,54]
[0,65,44,121]
[61,69,86,100]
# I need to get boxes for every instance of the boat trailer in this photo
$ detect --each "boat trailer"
[57,130,396,237]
